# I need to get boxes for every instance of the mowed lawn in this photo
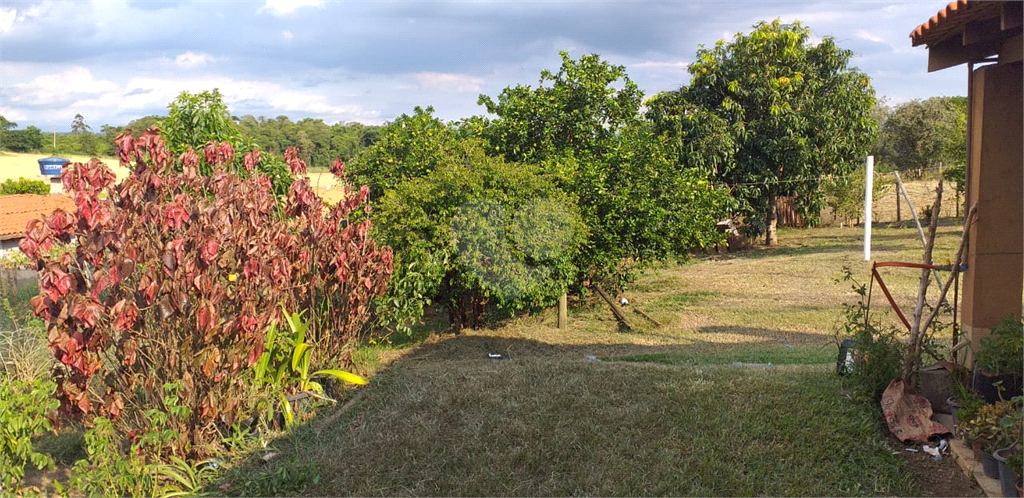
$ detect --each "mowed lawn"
[215,223,970,497]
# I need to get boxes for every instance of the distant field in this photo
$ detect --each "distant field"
[0,152,351,204]
[0,152,130,183]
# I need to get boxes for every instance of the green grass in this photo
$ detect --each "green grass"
[209,222,976,497]
[218,358,911,496]
[610,342,833,366]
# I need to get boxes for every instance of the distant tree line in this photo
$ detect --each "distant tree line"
[0,110,382,171]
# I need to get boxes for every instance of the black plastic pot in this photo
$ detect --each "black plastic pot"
[972,371,1023,404]
[981,447,1001,479]
[994,447,1021,498]
[947,396,964,428]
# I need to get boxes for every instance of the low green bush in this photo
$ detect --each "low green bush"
[0,178,49,196]
[0,377,59,492]
[834,267,905,402]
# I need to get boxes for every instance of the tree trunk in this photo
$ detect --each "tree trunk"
[765,195,778,246]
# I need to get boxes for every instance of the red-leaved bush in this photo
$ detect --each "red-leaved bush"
[22,127,392,457]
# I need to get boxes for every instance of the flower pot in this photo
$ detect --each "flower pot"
[995,448,1020,498]
[972,371,1023,404]
[981,447,1001,479]
[921,364,956,414]
[947,396,964,426]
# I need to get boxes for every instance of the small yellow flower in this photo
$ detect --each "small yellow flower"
[228,273,237,282]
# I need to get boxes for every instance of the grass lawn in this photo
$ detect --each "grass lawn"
[213,222,975,497]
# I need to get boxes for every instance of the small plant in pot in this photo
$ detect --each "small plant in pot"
[961,400,1020,479]
[972,316,1023,404]
[948,383,986,445]
[991,397,1022,498]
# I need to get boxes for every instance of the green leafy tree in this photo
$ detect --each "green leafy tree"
[160,90,292,195]
[0,116,16,134]
[478,52,726,289]
[355,107,585,332]
[161,89,242,155]
[478,51,643,163]
[679,19,878,245]
[877,96,966,185]
[352,106,462,200]
[3,126,44,152]
[374,138,584,332]
[71,113,91,135]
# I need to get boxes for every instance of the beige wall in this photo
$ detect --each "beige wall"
[961,61,1024,366]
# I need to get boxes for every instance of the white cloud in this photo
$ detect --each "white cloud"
[175,52,212,68]
[118,76,380,123]
[857,29,885,44]
[261,0,322,16]
[0,8,15,34]
[282,30,293,40]
[631,61,689,70]
[7,67,119,105]
[413,72,485,93]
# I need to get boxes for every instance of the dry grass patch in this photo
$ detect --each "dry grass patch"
[0,152,129,183]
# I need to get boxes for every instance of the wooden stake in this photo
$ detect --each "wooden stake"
[558,292,567,329]
[632,307,663,327]
[593,285,632,332]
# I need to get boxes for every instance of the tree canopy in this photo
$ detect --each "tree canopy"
[875,96,966,173]
[478,52,727,288]
[665,19,877,245]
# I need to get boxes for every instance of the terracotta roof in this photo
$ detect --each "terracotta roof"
[911,0,1021,45]
[0,194,76,241]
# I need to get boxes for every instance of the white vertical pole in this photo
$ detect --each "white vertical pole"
[864,156,874,261]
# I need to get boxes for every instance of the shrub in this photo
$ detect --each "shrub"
[0,178,49,196]
[373,140,585,332]
[20,129,392,459]
[834,267,905,402]
[975,316,1024,376]
[0,377,59,492]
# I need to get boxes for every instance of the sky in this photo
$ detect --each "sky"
[0,0,969,132]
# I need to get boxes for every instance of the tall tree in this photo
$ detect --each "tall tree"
[4,126,44,152]
[679,19,877,245]
[478,52,726,289]
[478,51,643,163]
[877,97,966,174]
[71,113,91,134]
[0,115,15,132]
[161,89,241,155]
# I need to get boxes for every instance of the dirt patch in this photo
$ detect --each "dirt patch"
[893,440,984,497]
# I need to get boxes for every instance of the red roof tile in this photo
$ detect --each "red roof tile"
[910,0,1005,47]
[0,194,76,241]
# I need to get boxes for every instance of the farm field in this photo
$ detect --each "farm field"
[0,151,129,183]
[211,222,982,497]
[0,151,352,204]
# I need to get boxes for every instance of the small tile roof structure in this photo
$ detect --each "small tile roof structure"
[0,194,76,242]
[910,0,1023,71]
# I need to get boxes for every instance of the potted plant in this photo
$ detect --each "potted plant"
[972,316,1023,404]
[992,397,1023,498]
[948,385,985,445]
[961,400,1019,479]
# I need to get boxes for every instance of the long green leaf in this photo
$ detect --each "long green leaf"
[281,396,295,427]
[292,343,311,373]
[253,322,278,386]
[312,369,368,385]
